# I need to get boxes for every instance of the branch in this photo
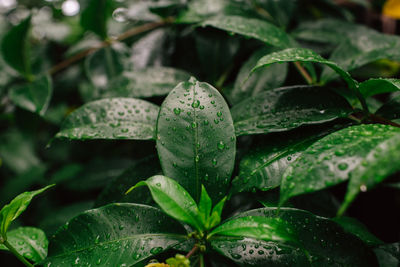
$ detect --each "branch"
[185,245,199,258]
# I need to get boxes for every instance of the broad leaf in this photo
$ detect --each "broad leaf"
[201,15,294,48]
[80,0,113,39]
[252,48,358,90]
[127,175,204,232]
[279,124,400,215]
[55,98,159,140]
[100,67,191,99]
[156,77,236,203]
[227,47,288,105]
[211,207,377,266]
[374,242,400,267]
[8,75,53,116]
[0,185,54,237]
[359,78,400,98]
[231,85,353,136]
[375,94,400,120]
[45,204,187,266]
[0,227,48,263]
[1,16,31,77]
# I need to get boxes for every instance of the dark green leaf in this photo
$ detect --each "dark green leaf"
[227,47,288,105]
[80,0,113,39]
[156,77,236,203]
[0,227,48,263]
[55,98,159,140]
[0,185,54,237]
[252,0,297,27]
[374,243,400,267]
[279,124,400,215]
[127,175,205,232]
[375,94,400,120]
[45,203,187,266]
[332,217,383,246]
[201,15,294,48]
[1,16,31,77]
[231,85,353,136]
[359,78,400,98]
[212,207,377,266]
[8,75,53,116]
[252,48,357,89]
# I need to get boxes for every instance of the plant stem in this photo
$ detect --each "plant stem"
[186,245,199,258]
[293,62,313,85]
[3,240,34,267]
[199,254,205,267]
[368,114,400,128]
[48,20,169,75]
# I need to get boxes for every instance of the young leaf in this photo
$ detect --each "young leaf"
[198,185,212,226]
[1,16,32,78]
[45,204,187,266]
[8,75,53,116]
[156,77,236,203]
[359,78,400,98]
[55,98,159,140]
[279,124,400,214]
[0,227,48,263]
[208,197,226,229]
[0,185,54,237]
[80,0,113,39]
[127,175,205,232]
[201,15,294,48]
[231,85,353,136]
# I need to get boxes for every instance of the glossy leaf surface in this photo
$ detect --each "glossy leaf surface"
[8,75,52,115]
[198,185,212,226]
[127,175,204,231]
[80,0,112,39]
[156,77,236,203]
[56,98,159,140]
[359,78,400,98]
[0,227,48,263]
[0,185,54,236]
[212,207,377,266]
[201,15,293,48]
[374,242,400,267]
[231,86,352,136]
[45,204,187,266]
[279,124,400,215]
[1,16,31,77]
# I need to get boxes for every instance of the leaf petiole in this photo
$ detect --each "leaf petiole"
[3,239,34,267]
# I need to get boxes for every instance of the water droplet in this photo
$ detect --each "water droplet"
[360,184,367,192]
[173,108,181,115]
[150,247,163,255]
[337,162,348,171]
[231,253,242,259]
[156,183,161,187]
[217,111,222,117]
[192,100,200,108]
[191,122,198,128]
[195,155,200,162]
[212,158,217,166]
[217,141,225,150]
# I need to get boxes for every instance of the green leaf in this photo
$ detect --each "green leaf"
[331,217,383,246]
[279,124,400,215]
[211,207,377,266]
[231,85,353,136]
[201,15,294,48]
[0,185,54,237]
[55,98,159,140]
[208,197,226,229]
[359,78,400,98]
[127,175,205,232]
[1,16,32,78]
[156,77,236,203]
[375,94,400,120]
[80,0,113,39]
[198,185,212,226]
[226,47,288,105]
[252,48,357,89]
[8,75,53,116]
[374,243,400,267]
[0,227,48,263]
[99,67,192,99]
[45,203,187,266]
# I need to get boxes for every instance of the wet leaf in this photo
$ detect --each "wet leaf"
[359,78,400,98]
[0,227,48,263]
[45,204,187,266]
[374,242,400,267]
[127,175,205,232]
[80,0,113,39]
[55,98,159,140]
[198,185,212,226]
[279,124,400,215]
[156,77,236,203]
[8,75,53,116]
[231,85,353,136]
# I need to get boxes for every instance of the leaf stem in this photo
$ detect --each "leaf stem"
[293,62,313,85]
[368,114,400,128]
[199,254,205,267]
[3,240,34,267]
[48,19,170,75]
[185,245,199,258]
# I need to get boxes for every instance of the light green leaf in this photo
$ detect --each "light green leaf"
[359,78,400,98]
[45,203,187,266]
[0,227,48,263]
[231,85,353,136]
[0,185,54,237]
[198,185,212,227]
[8,75,53,116]
[156,77,236,203]
[208,197,226,229]
[55,98,159,140]
[127,175,205,232]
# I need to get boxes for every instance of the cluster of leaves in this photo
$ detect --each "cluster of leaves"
[1,0,400,266]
